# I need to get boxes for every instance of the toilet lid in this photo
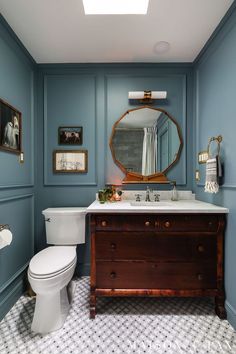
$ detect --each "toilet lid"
[29,246,76,277]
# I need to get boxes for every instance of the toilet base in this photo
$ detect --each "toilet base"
[31,282,76,334]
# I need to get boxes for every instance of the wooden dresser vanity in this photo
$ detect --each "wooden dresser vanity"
[88,201,227,319]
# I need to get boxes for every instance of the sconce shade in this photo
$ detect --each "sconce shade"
[128,91,167,100]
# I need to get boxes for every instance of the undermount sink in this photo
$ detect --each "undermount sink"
[129,201,172,207]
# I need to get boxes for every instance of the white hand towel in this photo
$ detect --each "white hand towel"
[204,157,219,193]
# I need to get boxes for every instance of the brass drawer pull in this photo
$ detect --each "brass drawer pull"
[197,245,205,253]
[101,221,107,227]
[110,272,116,279]
[197,274,203,281]
[164,221,171,228]
[110,243,116,250]
[145,221,151,227]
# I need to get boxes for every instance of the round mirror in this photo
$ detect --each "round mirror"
[110,106,183,183]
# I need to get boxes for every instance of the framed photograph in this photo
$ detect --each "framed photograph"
[0,98,22,154]
[53,150,88,173]
[58,126,83,145]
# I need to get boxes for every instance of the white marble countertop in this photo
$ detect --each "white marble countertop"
[87,199,229,214]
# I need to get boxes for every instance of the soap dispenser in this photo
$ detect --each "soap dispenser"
[171,181,178,201]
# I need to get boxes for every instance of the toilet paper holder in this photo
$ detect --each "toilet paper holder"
[0,224,10,232]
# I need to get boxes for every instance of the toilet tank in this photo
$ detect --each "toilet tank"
[42,207,87,245]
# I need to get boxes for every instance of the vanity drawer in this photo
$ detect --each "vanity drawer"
[94,214,220,232]
[95,232,217,261]
[96,261,217,290]
[95,214,157,231]
[158,214,219,232]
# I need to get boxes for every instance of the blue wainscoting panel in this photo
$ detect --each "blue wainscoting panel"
[0,14,35,320]
[43,75,97,186]
[0,194,34,293]
[106,74,187,185]
[0,36,34,189]
[194,5,236,330]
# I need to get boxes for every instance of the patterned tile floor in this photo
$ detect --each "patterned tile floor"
[0,277,236,354]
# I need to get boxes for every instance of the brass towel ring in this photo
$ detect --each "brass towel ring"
[207,135,222,158]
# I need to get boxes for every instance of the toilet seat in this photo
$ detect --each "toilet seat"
[29,246,77,279]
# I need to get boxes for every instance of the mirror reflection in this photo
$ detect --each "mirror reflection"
[111,107,182,177]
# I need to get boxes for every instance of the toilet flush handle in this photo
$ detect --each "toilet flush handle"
[45,218,51,222]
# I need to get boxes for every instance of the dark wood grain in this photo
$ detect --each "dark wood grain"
[95,232,217,261]
[89,213,226,319]
[96,261,217,289]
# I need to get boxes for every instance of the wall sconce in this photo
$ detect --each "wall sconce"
[128,90,167,103]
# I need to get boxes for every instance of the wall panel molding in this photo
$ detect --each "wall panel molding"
[195,69,236,190]
[0,193,34,293]
[43,74,98,186]
[0,262,29,294]
[104,74,187,186]
[0,193,33,204]
[0,68,35,190]
[0,184,34,190]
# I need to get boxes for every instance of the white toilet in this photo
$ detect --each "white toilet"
[28,207,87,334]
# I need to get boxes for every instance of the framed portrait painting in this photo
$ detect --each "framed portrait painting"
[0,98,22,154]
[58,126,83,145]
[53,150,88,173]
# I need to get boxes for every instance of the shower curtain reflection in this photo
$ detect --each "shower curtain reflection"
[142,126,157,176]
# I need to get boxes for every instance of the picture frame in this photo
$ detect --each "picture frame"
[53,150,88,173]
[0,98,22,154]
[58,126,83,145]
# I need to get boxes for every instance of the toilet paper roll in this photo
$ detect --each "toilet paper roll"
[0,229,13,250]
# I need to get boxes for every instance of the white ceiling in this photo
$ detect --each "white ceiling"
[0,0,233,63]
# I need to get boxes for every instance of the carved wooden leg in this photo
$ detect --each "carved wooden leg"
[90,292,96,319]
[215,295,227,319]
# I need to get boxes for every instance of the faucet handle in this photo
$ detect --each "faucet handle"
[135,194,141,202]
[154,194,160,202]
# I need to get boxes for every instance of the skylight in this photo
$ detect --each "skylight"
[82,0,149,15]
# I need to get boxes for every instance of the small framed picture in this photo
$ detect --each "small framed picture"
[0,98,22,154]
[53,150,88,173]
[58,126,83,145]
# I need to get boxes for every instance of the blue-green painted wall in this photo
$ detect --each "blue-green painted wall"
[193,3,236,330]
[0,15,36,319]
[1,2,236,331]
[35,64,194,275]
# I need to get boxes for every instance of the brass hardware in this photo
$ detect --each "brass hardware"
[207,135,222,158]
[197,274,203,281]
[110,243,116,250]
[155,221,159,227]
[145,221,151,227]
[198,135,222,164]
[198,151,209,164]
[0,224,10,232]
[164,221,171,228]
[101,221,107,227]
[19,151,24,164]
[195,170,200,181]
[140,90,152,103]
[110,272,116,279]
[197,245,205,253]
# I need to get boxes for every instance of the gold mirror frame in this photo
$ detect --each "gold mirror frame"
[109,106,183,184]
